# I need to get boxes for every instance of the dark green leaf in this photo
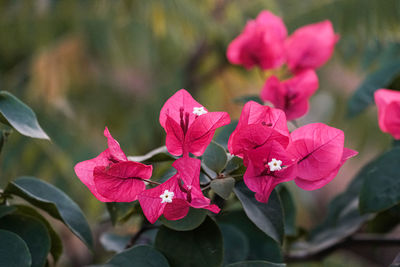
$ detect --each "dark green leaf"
[234,181,284,244]
[107,245,170,267]
[5,176,93,249]
[202,141,228,174]
[277,186,297,236]
[0,214,50,267]
[155,216,223,267]
[106,202,137,226]
[347,61,400,117]
[0,91,49,139]
[226,261,286,267]
[234,95,263,105]
[211,177,235,199]
[359,148,400,213]
[215,120,238,149]
[0,205,16,218]
[160,208,206,231]
[127,146,175,164]
[219,223,249,265]
[218,210,283,262]
[224,156,244,176]
[13,205,63,263]
[366,204,400,233]
[0,229,31,267]
[100,232,131,253]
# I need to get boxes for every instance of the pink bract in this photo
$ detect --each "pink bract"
[138,157,219,224]
[288,123,357,190]
[160,89,230,156]
[74,127,152,202]
[374,89,400,139]
[227,10,287,70]
[93,161,152,202]
[228,101,290,158]
[244,141,297,202]
[260,70,319,120]
[285,20,339,73]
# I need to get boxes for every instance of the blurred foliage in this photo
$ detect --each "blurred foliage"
[0,0,399,265]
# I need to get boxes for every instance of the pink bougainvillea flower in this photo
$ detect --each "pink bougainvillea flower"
[288,123,357,190]
[228,101,290,159]
[159,89,230,157]
[227,10,287,70]
[74,127,152,202]
[285,20,339,73]
[244,141,297,202]
[374,89,400,139]
[138,157,219,224]
[260,69,319,120]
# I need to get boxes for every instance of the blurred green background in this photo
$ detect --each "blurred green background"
[1,0,399,266]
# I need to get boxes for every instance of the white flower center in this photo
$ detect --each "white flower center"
[160,190,174,203]
[267,158,282,172]
[193,107,207,116]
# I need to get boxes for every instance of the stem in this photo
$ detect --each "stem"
[144,179,161,186]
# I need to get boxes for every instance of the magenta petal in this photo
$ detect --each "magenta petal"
[229,124,289,159]
[289,123,344,181]
[93,161,152,202]
[104,127,127,161]
[295,147,358,190]
[159,89,204,129]
[138,176,180,224]
[236,101,289,137]
[286,20,338,73]
[186,111,230,156]
[374,89,400,139]
[164,199,190,221]
[261,70,319,120]
[227,10,287,70]
[74,149,113,202]
[172,157,201,186]
[165,115,185,156]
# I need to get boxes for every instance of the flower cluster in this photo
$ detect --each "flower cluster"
[227,10,338,120]
[75,89,230,223]
[74,10,357,223]
[228,101,357,202]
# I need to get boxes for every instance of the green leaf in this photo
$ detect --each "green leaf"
[366,204,400,233]
[106,202,137,226]
[127,146,175,164]
[234,95,263,105]
[13,205,63,263]
[233,181,284,244]
[0,229,31,267]
[289,158,373,258]
[160,208,206,231]
[211,177,235,199]
[107,245,170,267]
[277,186,297,236]
[0,91,49,139]
[155,216,223,267]
[5,176,93,249]
[359,147,400,213]
[226,261,286,267]
[219,223,249,265]
[347,61,400,117]
[0,205,16,218]
[215,120,238,149]
[218,210,283,262]
[0,214,50,267]
[100,232,131,253]
[202,141,228,174]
